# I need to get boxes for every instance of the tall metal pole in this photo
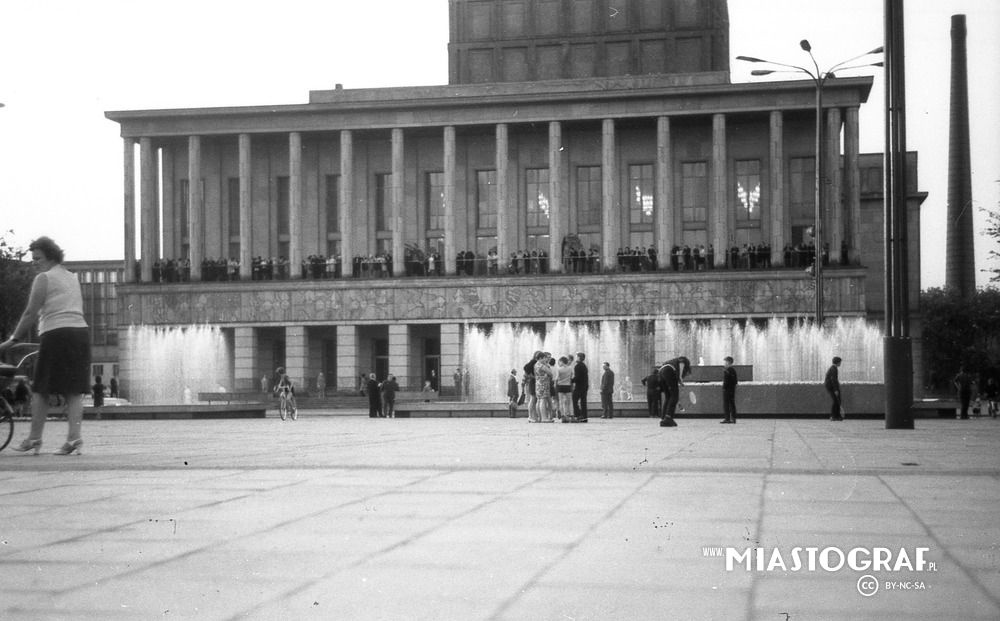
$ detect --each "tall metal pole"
[813,79,825,325]
[884,0,914,429]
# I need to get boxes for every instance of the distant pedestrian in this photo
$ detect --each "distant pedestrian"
[641,366,662,418]
[380,375,399,418]
[507,369,520,418]
[721,356,737,424]
[366,373,382,418]
[571,352,589,423]
[109,376,118,399]
[92,375,106,408]
[826,356,843,421]
[453,368,464,401]
[658,356,691,427]
[600,362,615,419]
[554,356,574,421]
[954,366,975,419]
[260,375,269,395]
[316,372,326,399]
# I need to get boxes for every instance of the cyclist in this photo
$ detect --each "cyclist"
[273,367,297,420]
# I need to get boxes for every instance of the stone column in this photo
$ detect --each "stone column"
[339,130,354,276]
[285,325,308,389]
[440,323,462,393]
[844,106,861,265]
[769,111,787,265]
[188,136,203,281]
[139,137,157,282]
[825,108,843,265]
[336,325,359,392]
[548,121,564,273]
[495,123,510,273]
[391,128,405,277]
[601,119,618,271]
[239,133,253,279]
[443,126,457,276]
[655,116,673,268]
[123,138,137,283]
[234,327,259,393]
[711,114,728,266]
[289,132,303,278]
[388,324,412,389]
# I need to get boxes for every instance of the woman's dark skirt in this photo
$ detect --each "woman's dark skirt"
[33,327,91,396]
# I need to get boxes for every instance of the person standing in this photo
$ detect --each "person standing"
[453,367,463,401]
[953,366,975,420]
[109,376,119,399]
[523,351,541,422]
[0,237,91,455]
[721,356,738,424]
[554,356,574,421]
[534,354,555,422]
[600,362,615,419]
[316,371,326,399]
[571,352,589,423]
[380,374,399,418]
[658,356,691,427]
[641,366,662,418]
[366,373,382,418]
[825,356,843,421]
[92,375,106,408]
[507,369,520,418]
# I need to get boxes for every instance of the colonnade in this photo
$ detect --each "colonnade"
[122,109,862,284]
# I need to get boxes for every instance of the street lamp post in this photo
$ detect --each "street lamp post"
[737,44,882,325]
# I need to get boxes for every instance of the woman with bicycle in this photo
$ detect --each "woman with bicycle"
[0,237,90,455]
[273,367,297,420]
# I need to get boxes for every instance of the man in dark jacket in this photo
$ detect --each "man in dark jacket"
[600,362,615,419]
[365,373,382,418]
[571,352,589,422]
[641,366,662,418]
[721,356,738,424]
[658,356,691,427]
[825,356,843,421]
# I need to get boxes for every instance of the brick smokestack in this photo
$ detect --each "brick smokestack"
[945,14,976,297]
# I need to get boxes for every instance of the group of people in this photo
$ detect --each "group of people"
[616,247,658,272]
[513,351,599,423]
[362,372,400,418]
[953,366,1000,419]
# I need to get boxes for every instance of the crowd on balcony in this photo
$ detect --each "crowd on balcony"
[133,239,848,284]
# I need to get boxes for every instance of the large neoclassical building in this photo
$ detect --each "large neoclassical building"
[105,0,923,396]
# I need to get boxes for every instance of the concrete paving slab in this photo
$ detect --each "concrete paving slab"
[0,416,998,620]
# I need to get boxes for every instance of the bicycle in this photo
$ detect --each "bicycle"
[0,344,38,453]
[276,386,297,421]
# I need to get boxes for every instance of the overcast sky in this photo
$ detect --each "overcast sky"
[1,0,997,289]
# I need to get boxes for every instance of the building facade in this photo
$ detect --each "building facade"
[105,0,924,397]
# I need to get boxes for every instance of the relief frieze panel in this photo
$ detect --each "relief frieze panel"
[117,273,865,326]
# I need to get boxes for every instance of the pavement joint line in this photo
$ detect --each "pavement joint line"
[485,471,659,621]
[876,472,1000,611]
[228,469,558,621]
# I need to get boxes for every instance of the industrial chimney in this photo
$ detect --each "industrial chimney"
[945,14,976,297]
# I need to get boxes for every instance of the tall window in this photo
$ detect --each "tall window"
[276,176,290,236]
[681,162,708,226]
[576,166,602,227]
[628,164,655,225]
[526,168,550,229]
[374,173,390,232]
[227,178,240,236]
[325,175,340,234]
[734,160,761,224]
[426,172,445,231]
[178,179,190,244]
[476,170,498,229]
[789,157,815,222]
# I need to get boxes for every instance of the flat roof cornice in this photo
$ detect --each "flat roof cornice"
[105,75,875,138]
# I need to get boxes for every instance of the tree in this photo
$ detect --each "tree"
[984,204,1000,283]
[0,231,33,340]
[921,286,1000,393]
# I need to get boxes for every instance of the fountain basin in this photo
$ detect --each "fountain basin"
[83,404,266,420]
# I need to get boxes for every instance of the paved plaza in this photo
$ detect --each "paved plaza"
[1,413,998,620]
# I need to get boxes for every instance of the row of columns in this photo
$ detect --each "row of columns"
[123,109,861,284]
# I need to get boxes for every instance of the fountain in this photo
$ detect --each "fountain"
[92,325,261,419]
[460,316,886,416]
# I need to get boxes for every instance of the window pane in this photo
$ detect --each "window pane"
[325,175,340,233]
[734,159,761,223]
[628,164,654,225]
[681,162,708,224]
[477,170,497,229]
[426,172,445,230]
[526,168,550,229]
[576,166,602,227]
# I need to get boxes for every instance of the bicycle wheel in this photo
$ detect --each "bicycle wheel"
[278,397,288,421]
[0,414,13,452]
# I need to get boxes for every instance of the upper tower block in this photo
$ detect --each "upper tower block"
[448,0,731,84]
